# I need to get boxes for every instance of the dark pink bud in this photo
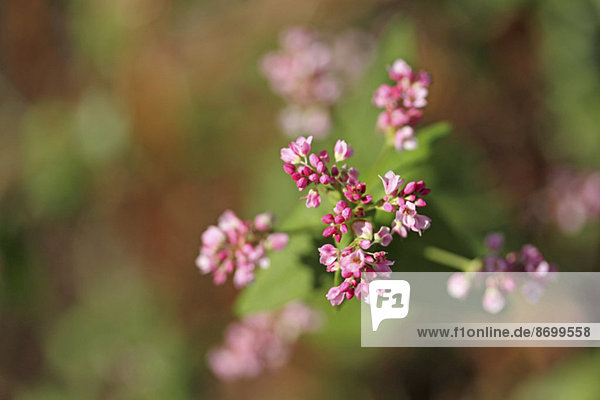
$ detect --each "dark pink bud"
[283,163,296,175]
[352,193,361,202]
[321,214,334,224]
[415,180,425,192]
[319,175,331,184]
[340,224,349,234]
[309,173,319,182]
[354,207,365,218]
[346,288,355,299]
[361,195,372,204]
[319,150,330,164]
[420,188,431,196]
[296,177,308,190]
[334,215,345,224]
[334,233,342,243]
[331,165,339,176]
[323,226,336,237]
[415,198,427,207]
[309,153,320,168]
[298,166,312,176]
[291,172,301,181]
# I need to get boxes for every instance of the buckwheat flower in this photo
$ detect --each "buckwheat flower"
[373,59,431,152]
[351,220,373,240]
[532,168,600,235]
[326,283,348,306]
[208,301,321,381]
[379,170,403,196]
[334,139,354,162]
[340,249,366,278]
[196,210,288,287]
[388,59,412,81]
[394,203,432,236]
[447,272,471,299]
[374,226,393,246]
[261,26,373,138]
[267,233,289,251]
[254,212,274,232]
[318,244,339,269]
[302,188,321,208]
[394,126,418,152]
[482,285,505,314]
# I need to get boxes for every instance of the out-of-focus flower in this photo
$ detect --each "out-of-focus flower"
[531,168,600,235]
[447,233,558,313]
[261,26,374,138]
[373,59,431,151]
[196,210,288,288]
[208,302,321,381]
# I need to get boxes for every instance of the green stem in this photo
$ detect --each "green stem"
[366,142,394,187]
[424,246,481,272]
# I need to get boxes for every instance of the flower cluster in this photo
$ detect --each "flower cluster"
[280,136,432,306]
[261,27,373,138]
[447,233,557,313]
[532,168,600,235]
[196,210,288,288]
[208,301,321,380]
[373,59,431,152]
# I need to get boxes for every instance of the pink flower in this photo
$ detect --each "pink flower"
[394,126,418,152]
[290,135,313,157]
[373,59,430,153]
[339,248,365,278]
[388,59,412,81]
[374,226,393,246]
[372,84,399,108]
[482,286,505,314]
[379,170,403,196]
[318,244,338,267]
[334,139,354,162]
[254,212,274,232]
[326,284,347,306]
[447,273,471,299]
[267,233,289,251]
[301,188,321,208]
[208,301,321,380]
[196,210,288,288]
[351,220,373,240]
[201,226,225,250]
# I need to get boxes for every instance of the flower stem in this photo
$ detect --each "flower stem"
[366,142,394,188]
[424,246,481,272]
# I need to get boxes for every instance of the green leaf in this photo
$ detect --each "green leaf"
[234,234,314,316]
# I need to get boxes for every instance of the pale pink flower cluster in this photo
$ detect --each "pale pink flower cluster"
[196,210,288,288]
[280,136,432,306]
[373,59,431,152]
[208,301,321,380]
[261,27,373,138]
[447,233,557,314]
[534,169,600,235]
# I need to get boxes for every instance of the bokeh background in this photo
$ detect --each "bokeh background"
[1,0,600,399]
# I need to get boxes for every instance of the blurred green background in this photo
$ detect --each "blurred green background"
[1,0,600,399]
